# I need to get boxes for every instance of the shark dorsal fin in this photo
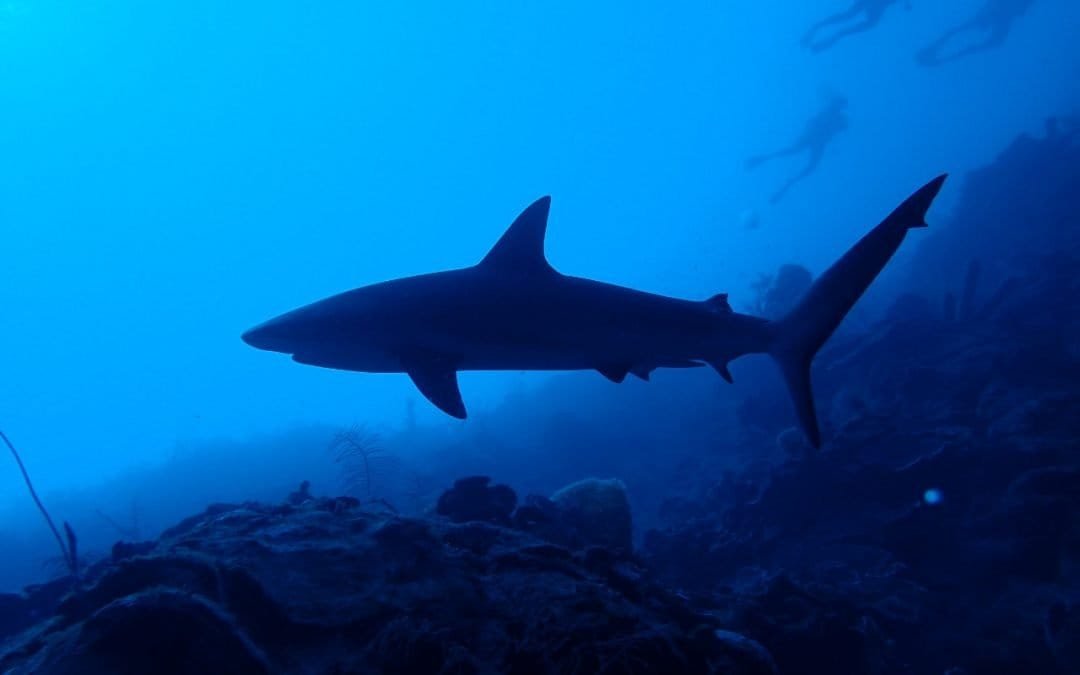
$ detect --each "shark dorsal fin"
[479,196,554,274]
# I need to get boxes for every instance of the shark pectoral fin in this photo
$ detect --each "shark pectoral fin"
[405,364,467,419]
[596,365,631,383]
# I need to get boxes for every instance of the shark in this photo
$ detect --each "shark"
[242,175,947,447]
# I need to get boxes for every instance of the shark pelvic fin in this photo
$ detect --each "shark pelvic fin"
[404,358,467,419]
[597,365,631,383]
[708,360,734,383]
[479,196,554,274]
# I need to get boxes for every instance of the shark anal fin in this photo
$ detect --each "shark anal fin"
[611,360,705,382]
[661,359,706,370]
[404,359,467,419]
[597,365,631,383]
[630,366,653,381]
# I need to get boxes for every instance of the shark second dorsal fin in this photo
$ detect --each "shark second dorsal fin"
[479,196,554,274]
[705,293,732,313]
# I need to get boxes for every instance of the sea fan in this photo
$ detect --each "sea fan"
[330,424,400,503]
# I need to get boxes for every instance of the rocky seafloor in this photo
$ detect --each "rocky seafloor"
[0,480,778,675]
[2,124,1078,674]
[642,123,1080,674]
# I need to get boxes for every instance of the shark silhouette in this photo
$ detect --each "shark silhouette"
[243,175,947,447]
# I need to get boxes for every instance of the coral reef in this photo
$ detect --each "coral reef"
[550,478,634,554]
[746,264,813,319]
[436,475,517,525]
[0,493,775,675]
[643,126,1080,675]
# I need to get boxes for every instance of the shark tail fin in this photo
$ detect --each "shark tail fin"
[767,175,947,448]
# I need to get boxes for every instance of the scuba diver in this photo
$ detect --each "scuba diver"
[916,0,1036,67]
[802,0,909,53]
[745,94,849,204]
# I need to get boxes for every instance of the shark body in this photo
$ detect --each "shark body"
[243,175,947,447]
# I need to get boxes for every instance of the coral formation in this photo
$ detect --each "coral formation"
[643,125,1080,675]
[0,494,773,675]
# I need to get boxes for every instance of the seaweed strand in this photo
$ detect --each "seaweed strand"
[1,429,74,575]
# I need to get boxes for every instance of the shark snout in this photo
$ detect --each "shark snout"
[241,322,275,351]
[242,315,299,353]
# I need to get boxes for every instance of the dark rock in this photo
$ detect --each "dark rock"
[507,479,637,557]
[711,630,779,675]
[442,521,503,556]
[0,577,77,646]
[436,476,517,525]
[754,264,813,320]
[372,517,436,550]
[550,478,633,553]
[159,502,244,540]
[25,589,273,675]
[581,545,619,573]
[1046,601,1080,672]
[0,593,30,643]
[321,495,362,513]
[0,497,767,674]
[285,480,312,506]
[110,541,156,562]
[724,575,892,675]
[510,494,560,533]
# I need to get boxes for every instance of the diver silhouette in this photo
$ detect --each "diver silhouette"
[745,95,849,204]
[916,0,1036,66]
[802,0,908,53]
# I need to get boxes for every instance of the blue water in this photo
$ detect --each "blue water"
[1,4,1078,669]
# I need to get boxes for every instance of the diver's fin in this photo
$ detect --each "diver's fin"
[405,361,467,419]
[597,365,631,383]
[769,175,947,448]
[479,196,554,274]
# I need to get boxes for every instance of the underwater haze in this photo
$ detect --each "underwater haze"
[2,1,1080,673]
[1,0,1075,487]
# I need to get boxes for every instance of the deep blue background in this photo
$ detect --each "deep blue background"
[1,0,1078,590]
